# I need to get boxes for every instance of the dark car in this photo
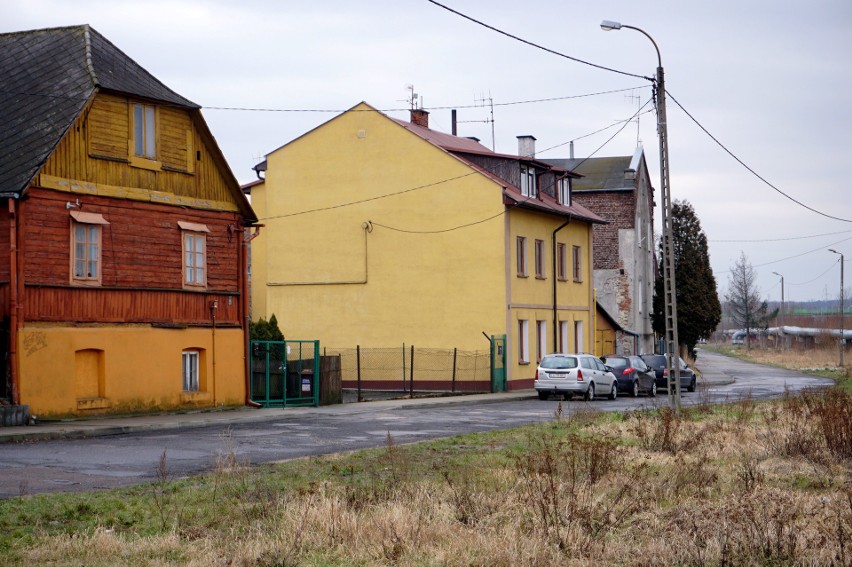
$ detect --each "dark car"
[639,354,697,392]
[601,355,657,397]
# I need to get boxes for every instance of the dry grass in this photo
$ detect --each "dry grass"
[5,391,852,566]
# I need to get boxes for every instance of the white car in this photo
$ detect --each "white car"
[534,353,618,401]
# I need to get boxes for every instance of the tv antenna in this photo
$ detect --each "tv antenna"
[473,92,496,151]
[625,90,642,147]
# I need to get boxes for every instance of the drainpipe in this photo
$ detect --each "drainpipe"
[8,199,19,404]
[209,299,218,405]
[242,225,263,408]
[552,216,571,352]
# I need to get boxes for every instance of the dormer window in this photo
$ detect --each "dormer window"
[520,165,537,198]
[558,176,571,206]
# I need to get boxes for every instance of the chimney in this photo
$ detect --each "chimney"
[411,109,429,128]
[569,140,574,159]
[451,109,457,136]
[517,135,536,158]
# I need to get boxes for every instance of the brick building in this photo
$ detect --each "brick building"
[550,147,656,354]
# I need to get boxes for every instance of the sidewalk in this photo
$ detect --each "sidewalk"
[0,390,537,444]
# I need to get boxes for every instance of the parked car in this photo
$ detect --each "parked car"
[601,355,657,397]
[534,353,618,401]
[639,354,697,392]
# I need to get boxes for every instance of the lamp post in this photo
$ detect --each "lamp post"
[772,271,785,350]
[601,20,681,411]
[829,249,845,367]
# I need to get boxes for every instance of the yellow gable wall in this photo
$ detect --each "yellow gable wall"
[506,207,595,382]
[254,104,507,351]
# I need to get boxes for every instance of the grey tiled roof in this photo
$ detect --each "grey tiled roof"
[549,157,635,191]
[0,25,198,198]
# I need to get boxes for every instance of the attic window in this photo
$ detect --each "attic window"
[133,104,156,159]
[558,176,571,206]
[520,165,537,198]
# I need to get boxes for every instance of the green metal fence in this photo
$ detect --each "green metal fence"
[250,340,319,407]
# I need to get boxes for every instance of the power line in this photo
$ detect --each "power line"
[258,100,648,229]
[425,0,648,81]
[715,234,852,275]
[667,90,852,224]
[710,228,852,243]
[787,261,840,287]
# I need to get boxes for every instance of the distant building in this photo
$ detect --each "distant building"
[550,147,656,354]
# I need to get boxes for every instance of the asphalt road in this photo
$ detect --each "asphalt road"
[0,350,834,498]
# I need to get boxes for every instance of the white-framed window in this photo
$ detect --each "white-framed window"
[516,236,528,277]
[572,245,582,282]
[536,320,547,362]
[179,221,210,289]
[534,239,545,279]
[557,242,567,281]
[518,319,529,364]
[558,176,571,206]
[182,350,199,392]
[574,320,584,353]
[70,211,109,285]
[560,320,569,353]
[520,165,537,198]
[133,103,157,159]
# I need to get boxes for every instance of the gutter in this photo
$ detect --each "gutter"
[8,198,20,404]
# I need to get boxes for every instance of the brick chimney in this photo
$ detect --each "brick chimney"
[411,109,429,128]
[517,135,536,158]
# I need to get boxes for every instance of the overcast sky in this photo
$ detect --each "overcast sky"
[5,0,851,303]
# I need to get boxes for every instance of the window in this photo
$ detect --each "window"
[560,321,569,353]
[572,245,582,282]
[180,222,210,288]
[70,211,109,285]
[520,165,537,198]
[534,239,545,278]
[133,103,157,159]
[536,320,547,362]
[518,319,529,364]
[557,243,567,281]
[516,236,528,277]
[574,320,584,352]
[182,350,199,392]
[558,176,571,206]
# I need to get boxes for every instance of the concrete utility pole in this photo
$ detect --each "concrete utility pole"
[773,271,785,350]
[601,20,681,412]
[829,249,845,367]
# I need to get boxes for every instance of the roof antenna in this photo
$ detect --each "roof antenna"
[625,90,642,147]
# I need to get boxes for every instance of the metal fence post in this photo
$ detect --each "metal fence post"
[452,347,457,392]
[409,344,415,398]
[356,344,362,402]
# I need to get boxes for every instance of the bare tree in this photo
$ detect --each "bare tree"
[725,252,776,350]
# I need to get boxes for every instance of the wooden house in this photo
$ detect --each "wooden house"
[0,25,257,417]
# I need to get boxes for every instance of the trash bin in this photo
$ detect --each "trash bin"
[300,369,314,397]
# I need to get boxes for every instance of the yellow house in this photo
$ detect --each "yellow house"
[250,103,604,389]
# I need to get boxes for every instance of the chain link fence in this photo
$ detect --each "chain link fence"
[323,345,492,402]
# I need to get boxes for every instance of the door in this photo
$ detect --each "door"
[490,335,506,392]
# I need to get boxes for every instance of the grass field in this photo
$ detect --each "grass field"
[2,381,850,565]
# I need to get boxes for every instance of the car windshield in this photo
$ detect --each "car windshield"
[642,355,665,366]
[539,356,578,369]
[603,356,629,366]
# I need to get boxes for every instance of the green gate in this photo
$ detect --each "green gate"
[250,340,319,407]
[490,334,507,392]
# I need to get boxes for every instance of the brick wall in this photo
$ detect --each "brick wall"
[572,190,636,270]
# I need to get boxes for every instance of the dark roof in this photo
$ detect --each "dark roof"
[549,156,635,192]
[396,118,603,224]
[0,25,199,198]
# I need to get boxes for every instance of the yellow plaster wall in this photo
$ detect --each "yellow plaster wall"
[18,325,245,416]
[506,208,595,382]
[253,103,507,352]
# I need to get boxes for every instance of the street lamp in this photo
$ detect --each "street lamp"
[602,20,681,411]
[772,271,785,350]
[829,249,845,367]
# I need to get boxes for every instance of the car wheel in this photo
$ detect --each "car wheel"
[537,391,548,400]
[608,382,617,400]
[688,378,696,393]
[650,381,657,397]
[631,381,640,398]
[584,383,595,401]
